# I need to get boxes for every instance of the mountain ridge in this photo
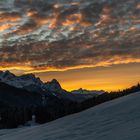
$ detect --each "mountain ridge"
[0,71,103,97]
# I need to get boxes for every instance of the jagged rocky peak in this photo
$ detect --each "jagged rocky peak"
[0,71,44,89]
[45,79,62,92]
[19,73,44,85]
[0,71,63,93]
[0,70,16,79]
[51,79,61,85]
[20,73,36,79]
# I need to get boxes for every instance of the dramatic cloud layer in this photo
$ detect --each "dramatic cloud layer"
[0,0,140,73]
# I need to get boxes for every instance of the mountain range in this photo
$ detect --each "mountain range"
[0,70,139,129]
[0,71,103,102]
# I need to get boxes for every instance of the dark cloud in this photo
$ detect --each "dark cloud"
[14,19,38,35]
[0,0,140,72]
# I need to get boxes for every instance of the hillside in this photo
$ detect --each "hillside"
[0,92,140,140]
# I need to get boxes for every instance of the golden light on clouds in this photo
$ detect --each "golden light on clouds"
[0,0,140,91]
[2,63,139,92]
[136,3,140,9]
[26,10,37,17]
[0,57,140,75]
[0,23,17,32]
[0,12,21,23]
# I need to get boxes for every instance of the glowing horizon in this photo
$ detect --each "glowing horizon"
[0,63,140,92]
[0,0,140,92]
[35,63,140,92]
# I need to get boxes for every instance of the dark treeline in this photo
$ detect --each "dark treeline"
[0,83,140,129]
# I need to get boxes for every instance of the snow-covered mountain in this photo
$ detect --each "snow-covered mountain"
[45,79,64,92]
[0,71,64,93]
[0,92,140,140]
[72,88,104,95]
[0,71,102,102]
[0,71,73,100]
[0,71,44,89]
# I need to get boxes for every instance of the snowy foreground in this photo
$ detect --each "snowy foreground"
[0,92,140,140]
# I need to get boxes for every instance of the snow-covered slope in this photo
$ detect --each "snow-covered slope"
[1,92,140,140]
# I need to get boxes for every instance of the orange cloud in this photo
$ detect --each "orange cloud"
[0,57,140,74]
[80,21,93,27]
[27,11,36,17]
[136,3,140,9]
[95,6,115,27]
[26,10,50,25]
[0,23,17,32]
[26,7,60,29]
[62,13,82,26]
[0,12,21,23]
[13,20,38,35]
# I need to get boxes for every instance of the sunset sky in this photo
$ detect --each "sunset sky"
[0,0,140,91]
